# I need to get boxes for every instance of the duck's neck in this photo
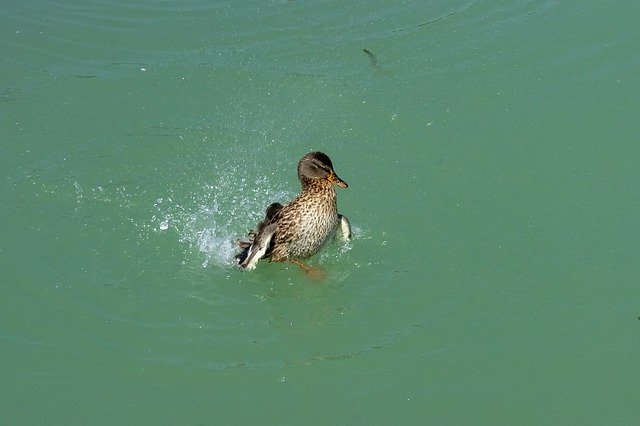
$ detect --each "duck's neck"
[299,177,337,199]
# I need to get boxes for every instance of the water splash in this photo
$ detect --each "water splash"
[154,170,292,269]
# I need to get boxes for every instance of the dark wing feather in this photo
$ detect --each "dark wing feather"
[236,202,283,268]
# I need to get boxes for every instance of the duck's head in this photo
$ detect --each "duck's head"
[298,152,348,188]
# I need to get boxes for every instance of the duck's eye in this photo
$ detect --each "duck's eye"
[311,162,327,173]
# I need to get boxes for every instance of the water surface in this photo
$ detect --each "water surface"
[2,0,639,424]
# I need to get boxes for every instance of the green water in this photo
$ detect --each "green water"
[2,0,639,424]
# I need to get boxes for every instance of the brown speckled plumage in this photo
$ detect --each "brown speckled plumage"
[236,152,351,270]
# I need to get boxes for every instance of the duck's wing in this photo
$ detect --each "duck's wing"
[236,203,283,269]
[264,202,283,221]
[239,223,277,269]
[338,214,351,241]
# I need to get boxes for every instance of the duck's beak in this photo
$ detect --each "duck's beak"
[328,170,348,188]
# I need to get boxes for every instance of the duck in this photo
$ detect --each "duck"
[235,151,351,271]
